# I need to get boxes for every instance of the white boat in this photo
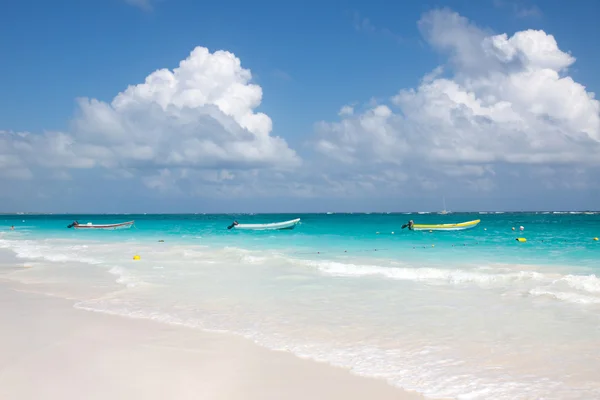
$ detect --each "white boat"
[230,218,300,231]
[69,221,134,230]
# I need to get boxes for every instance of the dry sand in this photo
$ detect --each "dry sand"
[0,277,423,400]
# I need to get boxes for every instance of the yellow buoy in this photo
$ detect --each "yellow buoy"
[133,255,141,260]
[516,238,526,242]
[594,237,599,241]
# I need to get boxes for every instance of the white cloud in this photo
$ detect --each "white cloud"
[338,105,354,116]
[0,47,300,192]
[493,0,543,19]
[0,131,33,180]
[352,11,405,44]
[272,69,292,82]
[515,6,542,19]
[312,8,600,196]
[124,0,153,11]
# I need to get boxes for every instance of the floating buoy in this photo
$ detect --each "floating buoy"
[429,230,433,233]
[516,238,526,242]
[376,232,380,234]
[391,231,395,234]
[512,227,515,231]
[133,255,141,260]
[484,228,487,231]
[431,244,435,247]
[519,226,524,231]
[594,237,599,241]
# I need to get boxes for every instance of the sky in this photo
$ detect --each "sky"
[0,0,599,213]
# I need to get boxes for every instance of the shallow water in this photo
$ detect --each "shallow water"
[1,212,599,399]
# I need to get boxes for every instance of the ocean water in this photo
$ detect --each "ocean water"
[1,212,599,399]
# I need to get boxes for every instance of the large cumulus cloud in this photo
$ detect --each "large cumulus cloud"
[313,9,600,196]
[0,47,300,191]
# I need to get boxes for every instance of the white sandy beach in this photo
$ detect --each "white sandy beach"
[0,254,423,400]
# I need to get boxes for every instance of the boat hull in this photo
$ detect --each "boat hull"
[412,219,480,231]
[73,221,134,230]
[233,218,300,231]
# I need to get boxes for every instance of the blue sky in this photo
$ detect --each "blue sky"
[1,0,599,213]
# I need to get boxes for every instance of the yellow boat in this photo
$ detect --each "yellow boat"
[412,219,480,231]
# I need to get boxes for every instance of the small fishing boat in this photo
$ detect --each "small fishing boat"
[412,219,480,231]
[67,220,134,230]
[228,218,300,231]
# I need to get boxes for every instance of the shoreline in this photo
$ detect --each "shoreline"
[0,275,424,399]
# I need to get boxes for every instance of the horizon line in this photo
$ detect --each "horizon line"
[1,210,598,216]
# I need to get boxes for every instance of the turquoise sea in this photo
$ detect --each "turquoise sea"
[1,212,600,399]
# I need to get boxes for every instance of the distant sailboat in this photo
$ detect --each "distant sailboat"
[439,196,450,214]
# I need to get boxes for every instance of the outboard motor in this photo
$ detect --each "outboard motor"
[67,221,79,228]
[227,221,239,230]
[401,220,414,230]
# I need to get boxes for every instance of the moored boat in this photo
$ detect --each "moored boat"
[228,218,301,231]
[68,220,134,230]
[412,219,480,231]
